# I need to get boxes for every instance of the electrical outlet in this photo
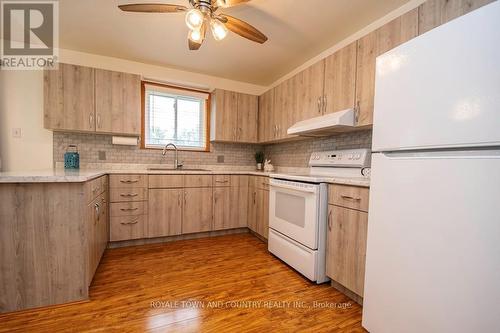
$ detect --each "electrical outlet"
[12,128,22,138]
[217,155,225,163]
[98,151,106,160]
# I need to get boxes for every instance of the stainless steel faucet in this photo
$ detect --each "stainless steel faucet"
[162,143,182,169]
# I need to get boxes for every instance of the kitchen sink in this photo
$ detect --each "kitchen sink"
[147,167,209,172]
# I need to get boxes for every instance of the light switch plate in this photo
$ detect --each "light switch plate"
[12,128,22,138]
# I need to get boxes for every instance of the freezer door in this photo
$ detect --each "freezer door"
[362,151,500,333]
[372,1,500,152]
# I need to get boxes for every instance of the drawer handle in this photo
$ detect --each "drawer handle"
[215,180,229,183]
[120,207,138,211]
[120,180,139,184]
[120,193,138,197]
[341,195,361,201]
[328,209,332,231]
[120,218,139,225]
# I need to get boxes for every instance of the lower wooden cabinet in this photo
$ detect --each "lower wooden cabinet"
[148,189,182,238]
[326,184,370,297]
[247,176,269,239]
[230,176,249,229]
[183,187,213,234]
[213,187,231,230]
[87,192,108,283]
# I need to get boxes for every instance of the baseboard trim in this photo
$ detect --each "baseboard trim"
[108,228,250,249]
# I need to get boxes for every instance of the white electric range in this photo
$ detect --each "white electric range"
[268,148,371,283]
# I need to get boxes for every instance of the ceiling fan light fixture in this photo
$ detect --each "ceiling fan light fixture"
[185,8,204,30]
[188,28,203,43]
[210,19,228,41]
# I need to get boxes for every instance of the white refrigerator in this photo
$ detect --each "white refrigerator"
[362,2,500,333]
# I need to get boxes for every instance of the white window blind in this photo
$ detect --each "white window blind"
[144,84,209,150]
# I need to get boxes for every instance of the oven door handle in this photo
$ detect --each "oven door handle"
[269,182,318,194]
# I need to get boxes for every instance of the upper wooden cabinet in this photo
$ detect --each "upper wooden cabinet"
[295,60,325,122]
[210,89,258,143]
[355,9,418,127]
[418,0,495,34]
[323,41,357,115]
[44,63,95,132]
[95,69,141,135]
[44,63,141,136]
[258,88,275,142]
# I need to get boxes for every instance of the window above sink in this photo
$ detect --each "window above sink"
[142,82,210,152]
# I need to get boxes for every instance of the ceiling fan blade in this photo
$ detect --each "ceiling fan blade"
[215,0,251,8]
[219,14,268,44]
[118,3,187,13]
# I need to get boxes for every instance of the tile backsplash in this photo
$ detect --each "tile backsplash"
[53,130,372,169]
[53,133,259,168]
[264,130,372,168]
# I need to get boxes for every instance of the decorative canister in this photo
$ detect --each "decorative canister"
[64,145,80,169]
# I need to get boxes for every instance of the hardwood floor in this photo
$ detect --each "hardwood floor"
[0,234,366,332]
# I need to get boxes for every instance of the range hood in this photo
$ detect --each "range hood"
[287,108,355,137]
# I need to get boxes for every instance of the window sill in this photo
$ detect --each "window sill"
[142,145,210,153]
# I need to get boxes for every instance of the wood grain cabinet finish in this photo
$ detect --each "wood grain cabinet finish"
[94,69,141,135]
[183,187,213,234]
[326,205,368,297]
[230,175,249,229]
[44,64,141,135]
[329,184,370,212]
[247,176,269,239]
[355,9,418,127]
[44,63,95,132]
[295,60,325,122]
[323,41,358,115]
[148,189,183,238]
[211,89,259,143]
[87,192,108,284]
[258,88,275,142]
[418,0,495,34]
[213,186,231,230]
[109,174,148,242]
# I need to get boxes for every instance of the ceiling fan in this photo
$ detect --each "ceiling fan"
[118,0,268,50]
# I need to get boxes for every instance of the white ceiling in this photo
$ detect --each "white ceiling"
[60,0,412,85]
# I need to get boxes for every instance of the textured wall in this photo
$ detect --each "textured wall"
[264,130,372,168]
[53,132,259,167]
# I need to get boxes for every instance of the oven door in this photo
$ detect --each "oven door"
[269,178,320,249]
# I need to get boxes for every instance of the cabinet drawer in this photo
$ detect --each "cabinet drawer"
[86,175,106,203]
[109,174,147,188]
[184,175,212,188]
[256,176,270,190]
[148,175,184,188]
[329,184,370,212]
[213,175,231,187]
[110,188,147,203]
[110,201,145,217]
[110,215,147,241]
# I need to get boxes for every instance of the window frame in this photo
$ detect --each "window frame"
[141,81,211,152]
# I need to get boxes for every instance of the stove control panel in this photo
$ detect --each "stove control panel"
[309,148,371,167]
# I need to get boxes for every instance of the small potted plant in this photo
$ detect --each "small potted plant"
[255,151,265,171]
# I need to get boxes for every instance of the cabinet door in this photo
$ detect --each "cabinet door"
[323,42,357,115]
[256,189,269,239]
[295,60,325,122]
[237,93,258,143]
[326,205,368,296]
[148,189,182,238]
[97,193,108,261]
[211,89,238,141]
[213,187,231,230]
[183,187,213,234]
[229,176,248,228]
[247,185,257,232]
[44,63,95,132]
[258,89,275,142]
[87,197,100,284]
[355,9,418,127]
[95,69,141,135]
[418,0,494,34]
[274,78,295,140]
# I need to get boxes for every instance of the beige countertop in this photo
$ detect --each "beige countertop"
[0,168,370,187]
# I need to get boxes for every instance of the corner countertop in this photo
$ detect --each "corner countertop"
[0,168,370,187]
